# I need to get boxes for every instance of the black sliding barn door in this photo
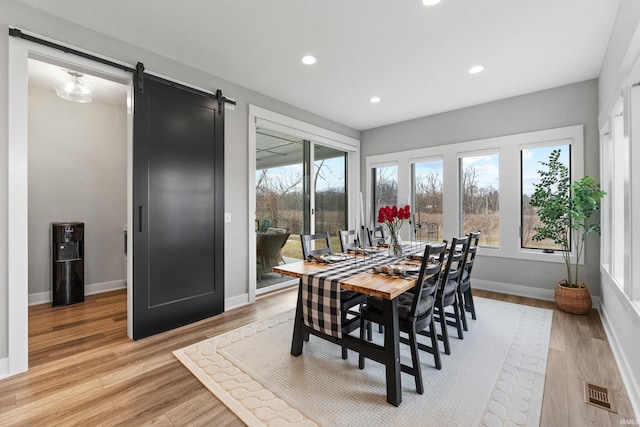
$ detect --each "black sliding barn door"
[133,69,224,339]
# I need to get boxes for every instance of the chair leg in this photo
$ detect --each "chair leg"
[429,318,442,370]
[408,328,424,394]
[358,317,366,369]
[342,346,348,359]
[437,305,451,355]
[466,288,477,320]
[458,289,468,332]
[452,296,464,340]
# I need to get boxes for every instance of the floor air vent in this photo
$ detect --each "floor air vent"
[584,382,617,413]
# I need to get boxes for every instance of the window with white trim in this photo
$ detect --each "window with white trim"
[412,158,444,242]
[601,102,627,290]
[365,125,584,262]
[460,152,500,247]
[372,164,398,215]
[520,143,571,251]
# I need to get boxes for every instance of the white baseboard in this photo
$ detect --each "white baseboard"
[28,279,126,306]
[29,284,255,313]
[599,305,640,418]
[0,357,8,380]
[225,293,250,311]
[474,279,601,309]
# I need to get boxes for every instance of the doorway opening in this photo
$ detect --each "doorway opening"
[27,58,129,307]
[8,35,134,377]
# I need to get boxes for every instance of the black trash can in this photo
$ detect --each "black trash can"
[52,222,84,306]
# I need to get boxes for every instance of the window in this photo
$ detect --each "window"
[365,125,583,263]
[412,159,444,241]
[460,153,499,247]
[521,144,570,250]
[314,145,347,247]
[600,109,628,289]
[373,164,398,214]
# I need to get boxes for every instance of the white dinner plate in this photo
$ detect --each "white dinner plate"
[324,254,348,262]
[389,263,420,273]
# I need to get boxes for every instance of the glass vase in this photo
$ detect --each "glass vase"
[388,230,403,257]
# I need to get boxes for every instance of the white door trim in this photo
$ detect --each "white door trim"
[6,34,133,378]
[248,105,360,303]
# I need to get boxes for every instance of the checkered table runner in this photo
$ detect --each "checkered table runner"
[301,243,425,338]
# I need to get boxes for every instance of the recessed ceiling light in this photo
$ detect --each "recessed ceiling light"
[370,96,381,103]
[422,0,441,6]
[468,65,484,74]
[302,55,316,65]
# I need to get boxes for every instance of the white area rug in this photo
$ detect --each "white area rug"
[173,297,552,427]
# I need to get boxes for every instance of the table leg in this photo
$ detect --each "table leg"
[291,280,304,356]
[382,298,401,406]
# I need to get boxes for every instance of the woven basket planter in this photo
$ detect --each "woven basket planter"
[555,281,592,314]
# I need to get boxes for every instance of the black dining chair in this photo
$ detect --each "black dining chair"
[367,225,386,247]
[457,230,480,329]
[429,235,471,355]
[300,232,333,259]
[299,232,367,359]
[338,229,360,253]
[358,241,447,394]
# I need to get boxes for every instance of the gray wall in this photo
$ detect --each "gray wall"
[361,79,601,296]
[0,0,358,360]
[28,86,127,297]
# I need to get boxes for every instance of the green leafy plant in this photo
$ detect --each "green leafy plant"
[258,216,273,233]
[529,149,606,287]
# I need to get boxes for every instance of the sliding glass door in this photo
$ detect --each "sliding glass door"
[314,145,347,252]
[255,129,347,292]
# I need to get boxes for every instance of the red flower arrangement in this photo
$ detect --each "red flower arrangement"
[378,205,410,256]
[377,204,411,234]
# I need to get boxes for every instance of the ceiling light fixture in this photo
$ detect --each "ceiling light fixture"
[422,0,441,6]
[55,71,93,103]
[302,55,317,65]
[370,96,381,103]
[468,65,484,74]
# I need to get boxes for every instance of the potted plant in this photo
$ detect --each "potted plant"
[529,149,606,314]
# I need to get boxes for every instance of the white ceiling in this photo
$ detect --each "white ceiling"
[28,59,129,106]
[14,0,620,130]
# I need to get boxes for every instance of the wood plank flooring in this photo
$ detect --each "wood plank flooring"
[0,288,635,426]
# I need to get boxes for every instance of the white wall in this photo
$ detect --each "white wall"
[27,86,127,302]
[599,0,640,118]
[597,0,640,414]
[0,0,359,366]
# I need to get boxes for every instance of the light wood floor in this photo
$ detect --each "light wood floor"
[0,288,635,426]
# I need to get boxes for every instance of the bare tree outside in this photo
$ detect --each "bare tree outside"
[461,155,500,246]
[373,165,398,214]
[413,162,444,241]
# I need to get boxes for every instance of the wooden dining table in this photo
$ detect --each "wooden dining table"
[273,250,434,406]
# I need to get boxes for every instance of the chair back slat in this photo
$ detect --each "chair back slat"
[410,241,447,318]
[300,232,333,259]
[338,229,359,252]
[438,235,471,295]
[461,230,480,286]
[367,226,386,246]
